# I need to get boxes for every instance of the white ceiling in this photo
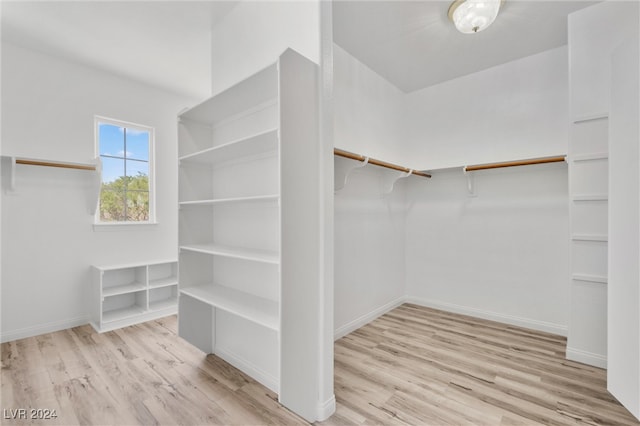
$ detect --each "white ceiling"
[2,1,597,98]
[333,0,597,93]
[1,1,238,99]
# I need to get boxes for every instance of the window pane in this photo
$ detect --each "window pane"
[100,156,125,185]
[126,191,149,221]
[126,129,149,161]
[126,159,149,191]
[99,189,125,222]
[99,123,125,157]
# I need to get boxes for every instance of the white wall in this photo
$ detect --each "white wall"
[333,44,405,165]
[210,0,320,94]
[0,42,196,342]
[402,46,569,171]
[333,44,407,337]
[334,165,407,338]
[405,165,570,335]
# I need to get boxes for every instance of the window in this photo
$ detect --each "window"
[95,117,155,224]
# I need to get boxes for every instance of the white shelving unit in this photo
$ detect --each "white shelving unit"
[91,260,178,332]
[177,49,323,420]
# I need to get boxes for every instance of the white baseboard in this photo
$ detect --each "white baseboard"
[334,296,406,340]
[0,315,90,343]
[566,346,607,369]
[407,296,569,337]
[214,347,279,394]
[316,395,336,421]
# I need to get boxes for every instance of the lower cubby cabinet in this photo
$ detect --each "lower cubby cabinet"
[91,260,178,333]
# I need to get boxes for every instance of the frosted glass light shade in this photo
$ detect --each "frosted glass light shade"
[449,0,502,34]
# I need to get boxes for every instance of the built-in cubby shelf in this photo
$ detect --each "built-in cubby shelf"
[181,285,279,331]
[571,152,609,162]
[91,260,178,333]
[180,244,279,264]
[572,194,609,202]
[177,49,324,417]
[571,234,608,242]
[179,194,279,207]
[178,63,278,128]
[572,273,608,284]
[179,129,279,165]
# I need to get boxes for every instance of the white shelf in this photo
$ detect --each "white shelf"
[95,259,175,271]
[91,259,177,333]
[572,113,609,123]
[103,305,146,324]
[149,277,178,289]
[103,282,146,297]
[181,285,279,331]
[571,152,609,162]
[180,243,279,264]
[572,234,608,242]
[179,63,278,126]
[572,274,608,284]
[179,129,278,165]
[179,194,279,207]
[572,194,609,202]
[149,297,178,311]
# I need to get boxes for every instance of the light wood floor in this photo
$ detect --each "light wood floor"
[2,304,639,425]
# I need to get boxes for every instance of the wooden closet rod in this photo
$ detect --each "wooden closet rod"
[334,148,431,178]
[16,158,97,171]
[465,156,566,172]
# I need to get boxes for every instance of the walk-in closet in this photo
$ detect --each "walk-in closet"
[1,1,639,425]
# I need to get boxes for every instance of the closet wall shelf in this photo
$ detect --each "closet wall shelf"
[179,194,279,207]
[571,152,608,162]
[572,273,608,284]
[180,285,279,331]
[572,234,608,242]
[572,194,609,202]
[572,113,609,124]
[179,243,279,264]
[179,62,278,126]
[179,129,278,165]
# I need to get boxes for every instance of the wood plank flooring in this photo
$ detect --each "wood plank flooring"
[2,304,639,425]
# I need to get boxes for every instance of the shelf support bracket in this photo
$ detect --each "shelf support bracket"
[382,169,412,195]
[1,156,16,193]
[334,155,369,192]
[463,166,477,197]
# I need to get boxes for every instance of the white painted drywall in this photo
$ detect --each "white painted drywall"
[569,1,638,120]
[333,44,407,337]
[333,44,405,166]
[210,0,320,95]
[0,42,196,342]
[401,46,569,171]
[405,164,570,335]
[609,34,640,421]
[334,165,407,338]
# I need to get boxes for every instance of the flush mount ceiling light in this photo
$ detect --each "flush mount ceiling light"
[448,0,504,34]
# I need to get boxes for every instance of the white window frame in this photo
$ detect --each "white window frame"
[94,116,156,228]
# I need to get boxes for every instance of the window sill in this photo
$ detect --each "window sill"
[93,221,159,232]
